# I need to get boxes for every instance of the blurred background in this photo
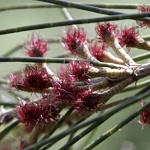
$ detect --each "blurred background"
[0,0,150,150]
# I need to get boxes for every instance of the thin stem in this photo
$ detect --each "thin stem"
[132,52,150,62]
[0,102,16,107]
[61,7,73,21]
[67,132,75,143]
[135,84,150,95]
[0,12,150,35]
[41,108,74,140]
[2,45,22,57]
[80,128,97,150]
[1,3,150,11]
[0,57,128,69]
[142,35,150,41]
[0,110,15,125]
[121,79,150,93]
[98,98,127,111]
[66,134,75,150]
[27,124,44,145]
[87,4,150,9]
[66,120,82,150]
[0,3,150,11]
[61,1,77,28]
[41,119,85,150]
[37,0,150,22]
[0,4,58,11]
[0,120,19,141]
[84,101,150,150]
[23,87,150,150]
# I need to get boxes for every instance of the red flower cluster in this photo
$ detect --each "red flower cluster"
[118,26,139,48]
[52,66,79,105]
[90,42,107,61]
[95,22,118,42]
[23,33,49,57]
[68,61,92,81]
[72,89,102,114]
[16,96,60,126]
[51,64,101,113]
[61,27,87,54]
[96,22,141,50]
[10,65,52,92]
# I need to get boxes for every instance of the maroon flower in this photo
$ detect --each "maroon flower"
[136,5,150,28]
[10,65,52,92]
[138,100,150,128]
[95,22,118,42]
[17,103,39,126]
[118,26,139,48]
[52,65,80,105]
[16,96,60,126]
[61,27,87,54]
[72,89,102,115]
[68,61,92,81]
[90,42,107,61]
[23,33,49,57]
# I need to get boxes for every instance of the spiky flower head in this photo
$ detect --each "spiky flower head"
[136,5,150,28]
[61,27,87,54]
[72,89,102,115]
[68,61,92,81]
[52,65,79,105]
[23,33,49,57]
[10,65,52,92]
[95,22,118,43]
[118,26,139,48]
[16,96,60,126]
[90,42,107,61]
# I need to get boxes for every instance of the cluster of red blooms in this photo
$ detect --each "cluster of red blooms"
[9,5,150,128]
[10,65,53,92]
[16,95,61,126]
